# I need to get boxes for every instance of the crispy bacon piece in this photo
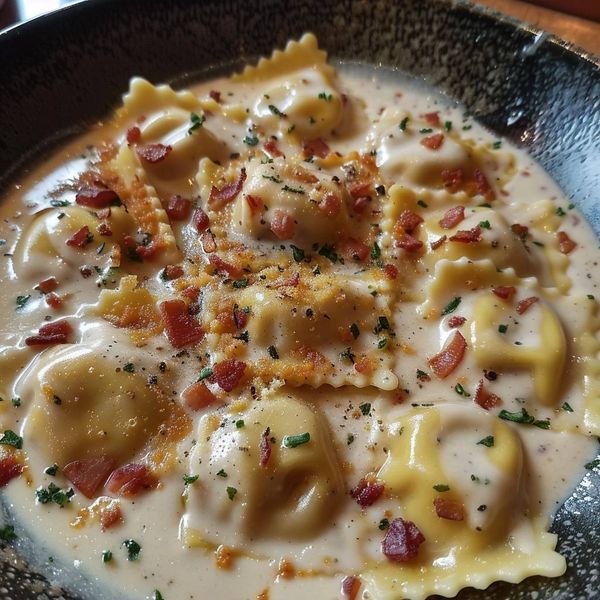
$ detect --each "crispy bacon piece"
[270,209,296,240]
[352,196,371,214]
[182,382,217,411]
[200,230,217,253]
[423,111,441,127]
[474,379,502,410]
[434,497,464,521]
[342,238,370,262]
[431,235,447,250]
[441,168,464,192]
[0,455,24,488]
[259,427,272,467]
[192,207,210,233]
[383,264,398,279]
[37,277,58,293]
[245,194,264,214]
[557,231,577,254]
[511,223,529,238]
[105,463,158,497]
[439,205,465,229]
[76,185,119,209]
[351,476,384,508]
[347,181,371,200]
[63,456,116,499]
[45,292,63,309]
[208,254,243,278]
[448,315,466,328]
[263,138,284,157]
[136,143,172,164]
[212,359,246,392]
[99,500,123,531]
[516,296,539,315]
[126,126,141,144]
[354,357,372,374]
[208,168,247,210]
[159,299,204,348]
[66,225,93,248]
[381,517,425,562]
[25,320,72,346]
[166,195,192,221]
[209,90,221,103]
[181,285,200,302]
[277,272,300,288]
[395,233,423,252]
[302,138,330,158]
[319,193,341,217]
[428,331,466,378]
[449,226,481,243]
[398,209,423,234]
[492,286,517,300]
[474,168,493,198]
[293,166,319,184]
[420,133,444,150]
[341,576,361,600]
[233,306,249,328]
[162,264,184,280]
[97,222,112,237]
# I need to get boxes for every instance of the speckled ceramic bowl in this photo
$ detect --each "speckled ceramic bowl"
[0,0,599,598]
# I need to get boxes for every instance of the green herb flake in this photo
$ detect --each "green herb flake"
[370,242,381,260]
[291,245,305,262]
[498,324,508,334]
[243,134,259,146]
[183,474,199,485]
[44,464,59,476]
[123,539,141,561]
[441,296,461,316]
[188,112,205,135]
[50,199,71,208]
[262,174,282,183]
[444,121,452,132]
[123,362,135,373]
[477,436,495,447]
[378,518,390,530]
[347,433,355,445]
[493,140,502,149]
[562,402,574,412]
[216,469,227,478]
[462,124,472,131]
[555,207,566,217]
[419,128,433,134]
[16,295,31,310]
[318,92,332,102]
[232,278,249,289]
[498,407,535,425]
[479,220,491,229]
[268,104,284,116]
[226,486,238,500]
[340,347,355,363]
[283,432,311,448]
[267,345,279,359]
[282,184,305,195]
[377,338,388,349]
[235,419,245,429]
[350,323,360,339]
[198,367,213,381]
[416,369,430,382]
[318,244,338,263]
[433,484,450,492]
[359,402,372,417]
[399,117,409,131]
[0,430,23,449]
[585,459,600,470]
[0,524,17,543]
[587,294,595,300]
[376,316,390,332]
[533,419,551,430]
[35,483,74,507]
[11,397,20,408]
[233,330,250,343]
[417,199,428,208]
[454,383,469,397]
[153,592,164,600]
[102,550,113,563]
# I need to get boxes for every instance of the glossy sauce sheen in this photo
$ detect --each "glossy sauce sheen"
[0,34,598,600]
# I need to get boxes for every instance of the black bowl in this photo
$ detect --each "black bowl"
[1,1,599,598]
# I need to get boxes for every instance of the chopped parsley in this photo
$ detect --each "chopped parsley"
[123,362,135,373]
[492,140,502,149]
[102,550,113,563]
[183,474,199,485]
[399,117,409,131]
[454,383,469,397]
[44,464,59,476]
[416,369,430,381]
[0,430,22,449]
[477,436,495,447]
[235,419,245,428]
[417,199,428,208]
[419,128,433,134]
[36,483,74,507]
[441,296,461,316]
[216,469,227,478]
[198,367,213,381]
[350,323,360,339]
[282,184,305,194]
[226,486,238,500]
[243,134,259,146]
[125,246,143,262]
[555,207,566,217]
[585,459,600,470]
[562,402,574,412]
[375,316,390,332]
[16,295,31,310]
[359,402,372,416]
[433,484,450,492]
[587,294,595,300]
[318,244,338,263]
[318,92,332,102]
[283,432,311,448]
[233,330,250,343]
[479,220,491,229]
[232,278,249,289]
[268,104,284,116]
[153,592,164,600]
[444,121,452,132]
[347,433,355,445]
[378,518,390,530]
[262,174,282,183]
[498,407,550,430]
[50,199,71,208]
[188,112,205,135]
[371,242,381,260]
[123,539,141,561]
[340,347,355,363]
[378,338,388,349]
[498,324,508,334]
[267,345,279,359]
[11,397,20,407]
[0,524,17,543]
[291,244,305,262]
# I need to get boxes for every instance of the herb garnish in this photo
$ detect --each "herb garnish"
[123,539,141,561]
[0,430,23,449]
[283,432,311,448]
[243,134,259,146]
[183,474,199,485]
[359,402,372,416]
[267,345,279,359]
[36,483,74,507]
[291,245,305,262]
[16,295,31,310]
[226,486,238,500]
[477,436,494,447]
[441,296,461,316]
[433,484,450,492]
[188,112,205,135]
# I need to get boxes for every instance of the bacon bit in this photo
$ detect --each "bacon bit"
[182,382,217,411]
[25,320,72,346]
[441,168,464,192]
[163,264,184,280]
[181,286,200,302]
[474,379,502,410]
[75,185,119,209]
[106,463,158,497]
[215,545,235,570]
[449,226,481,243]
[200,230,217,253]
[474,169,493,198]
[557,231,577,254]
[136,143,172,164]
[0,455,24,488]
[292,166,319,184]
[99,501,123,531]
[516,296,539,315]
[352,196,370,214]
[66,225,93,248]
[423,111,441,127]
[212,359,246,392]
[350,476,384,508]
[511,223,529,238]
[381,517,425,562]
[347,181,371,199]
[245,194,264,214]
[97,222,112,237]
[342,238,370,262]
[259,427,272,467]
[439,205,465,229]
[319,193,341,217]
[270,209,296,240]
[342,576,361,600]
[126,126,141,144]
[159,299,204,348]
[434,497,464,521]
[263,138,284,158]
[192,207,210,233]
[209,90,221,103]
[208,254,243,278]
[277,272,300,288]
[166,195,192,221]
[233,306,249,329]
[492,286,517,300]
[79,266,93,278]
[45,292,63,309]
[395,233,423,252]
[63,456,116,499]
[420,133,444,150]
[398,209,424,234]
[448,315,466,328]
[37,277,58,293]
[354,357,372,374]
[431,235,447,250]
[208,168,247,210]
[428,331,467,378]
[383,264,398,279]
[302,138,330,159]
